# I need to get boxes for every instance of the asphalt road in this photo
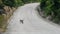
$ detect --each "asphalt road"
[4,3,60,34]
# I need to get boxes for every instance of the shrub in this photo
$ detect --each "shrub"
[40,0,60,24]
[2,0,16,7]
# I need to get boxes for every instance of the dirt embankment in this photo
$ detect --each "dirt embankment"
[0,6,16,33]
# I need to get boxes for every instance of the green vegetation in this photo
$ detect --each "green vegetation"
[0,0,40,8]
[40,0,60,24]
[0,15,7,32]
[0,15,4,28]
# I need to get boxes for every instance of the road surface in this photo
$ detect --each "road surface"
[4,3,60,34]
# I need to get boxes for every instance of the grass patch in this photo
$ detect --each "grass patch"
[0,15,7,32]
[0,15,4,28]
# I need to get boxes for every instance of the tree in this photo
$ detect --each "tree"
[40,0,60,24]
[15,0,24,7]
[2,0,16,7]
